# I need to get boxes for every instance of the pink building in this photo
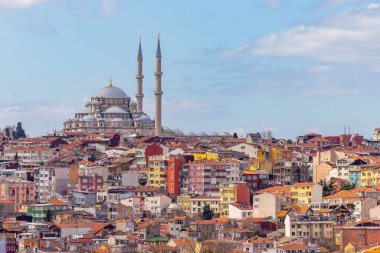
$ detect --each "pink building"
[186,160,229,195]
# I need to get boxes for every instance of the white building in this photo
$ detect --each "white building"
[229,203,253,220]
[143,195,172,216]
[4,146,58,166]
[34,167,57,202]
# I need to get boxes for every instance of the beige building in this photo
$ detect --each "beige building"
[284,213,334,240]
[323,190,362,205]
[369,205,380,220]
[143,195,172,216]
[252,192,281,219]
[313,162,335,183]
[352,198,377,221]
[312,149,346,180]
[228,143,258,158]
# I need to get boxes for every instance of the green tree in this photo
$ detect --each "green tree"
[4,127,10,139]
[341,181,356,191]
[233,132,238,138]
[45,209,53,222]
[319,179,336,197]
[15,122,26,139]
[201,204,214,220]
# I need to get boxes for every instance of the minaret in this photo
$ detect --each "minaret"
[136,37,144,111]
[154,34,163,136]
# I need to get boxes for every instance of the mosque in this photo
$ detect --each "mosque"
[63,36,174,136]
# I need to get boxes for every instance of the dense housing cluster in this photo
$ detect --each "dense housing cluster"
[1,130,380,252]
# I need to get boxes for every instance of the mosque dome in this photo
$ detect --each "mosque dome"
[138,115,151,122]
[96,86,127,98]
[130,101,137,106]
[96,79,127,98]
[82,115,96,122]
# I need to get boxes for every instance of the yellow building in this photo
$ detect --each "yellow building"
[291,183,322,205]
[147,155,168,188]
[219,182,250,217]
[193,152,219,161]
[249,158,272,173]
[177,195,191,214]
[269,147,284,163]
[256,148,267,160]
[220,182,236,217]
[190,195,220,215]
[361,165,378,187]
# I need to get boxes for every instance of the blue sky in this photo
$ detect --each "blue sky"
[0,0,379,139]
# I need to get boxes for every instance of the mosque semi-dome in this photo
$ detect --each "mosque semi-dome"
[82,115,96,122]
[138,115,151,122]
[96,85,127,98]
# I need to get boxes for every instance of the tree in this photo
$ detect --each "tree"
[232,132,238,138]
[15,122,26,139]
[14,152,19,162]
[319,179,336,197]
[201,204,214,220]
[286,139,293,144]
[341,181,356,191]
[45,209,53,222]
[4,127,10,139]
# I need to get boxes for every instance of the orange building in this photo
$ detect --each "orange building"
[0,177,35,212]
[167,157,183,196]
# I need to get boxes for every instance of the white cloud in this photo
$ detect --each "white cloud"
[227,4,380,64]
[0,0,47,9]
[317,0,359,9]
[308,65,335,73]
[367,3,380,10]
[101,0,118,16]
[0,102,80,136]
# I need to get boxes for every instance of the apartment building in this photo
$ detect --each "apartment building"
[284,213,334,240]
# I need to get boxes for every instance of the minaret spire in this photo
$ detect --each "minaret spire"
[109,76,113,87]
[136,36,144,111]
[154,33,163,136]
[156,33,161,57]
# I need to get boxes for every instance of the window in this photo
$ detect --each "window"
[357,234,365,238]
